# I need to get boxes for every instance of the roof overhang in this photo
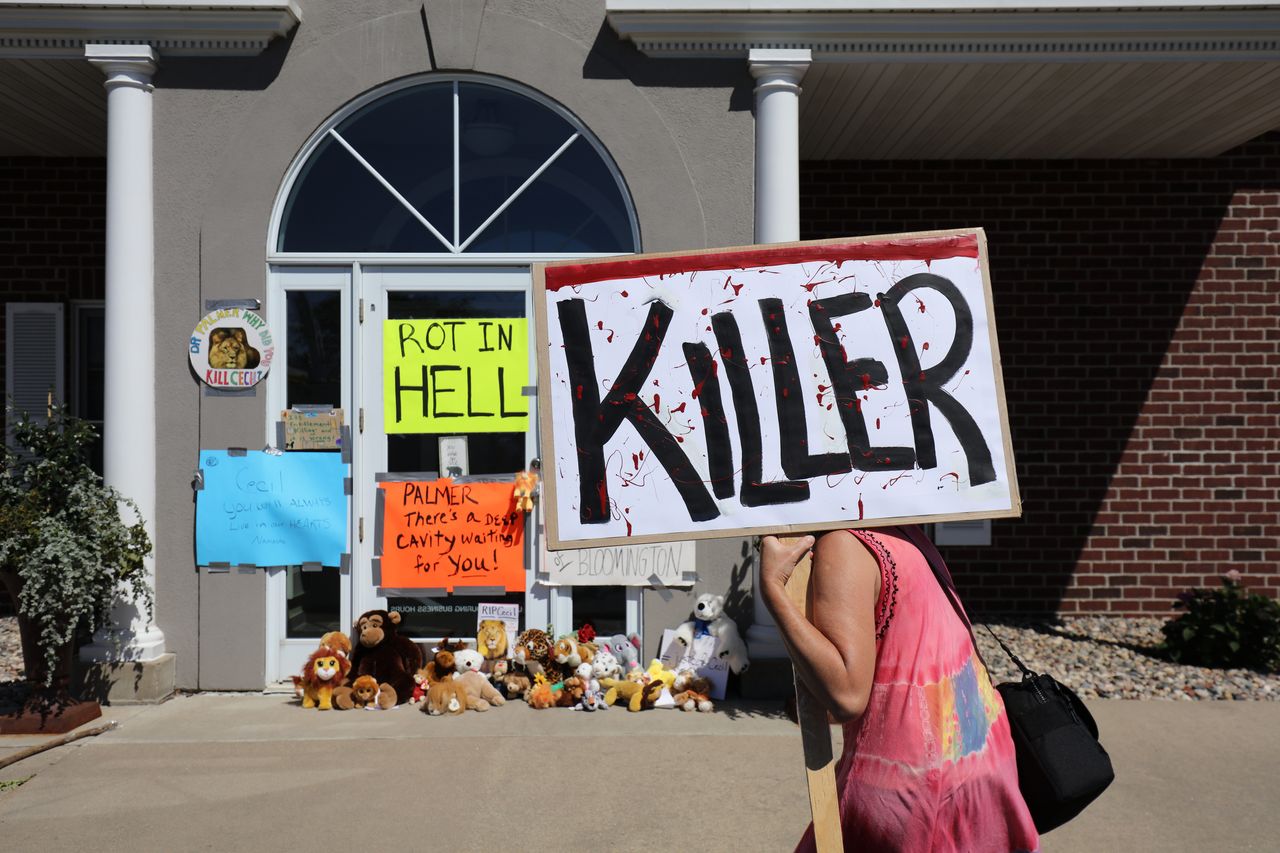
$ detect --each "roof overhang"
[0,1,301,58]
[608,2,1280,157]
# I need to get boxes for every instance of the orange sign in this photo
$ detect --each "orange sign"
[378,480,525,592]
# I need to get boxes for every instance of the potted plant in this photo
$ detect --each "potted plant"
[0,403,152,732]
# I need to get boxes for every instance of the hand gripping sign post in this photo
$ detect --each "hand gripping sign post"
[534,228,1019,850]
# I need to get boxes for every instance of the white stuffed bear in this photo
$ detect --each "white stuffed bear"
[453,647,487,678]
[674,593,750,674]
[591,649,621,682]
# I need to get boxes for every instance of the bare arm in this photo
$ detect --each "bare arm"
[759,532,880,723]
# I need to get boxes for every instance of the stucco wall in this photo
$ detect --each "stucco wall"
[151,0,754,688]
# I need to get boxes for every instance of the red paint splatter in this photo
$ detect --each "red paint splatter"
[701,308,709,316]
[620,290,628,297]
[861,373,873,390]
[623,392,637,402]
[652,393,661,411]
[940,472,960,483]
[922,342,930,351]
[875,418,881,430]
[597,480,608,514]
[914,295,927,313]
[671,402,687,414]
[760,356,768,365]
[575,385,583,400]
[631,453,640,470]
[900,336,909,349]
[858,495,864,520]
[874,299,881,308]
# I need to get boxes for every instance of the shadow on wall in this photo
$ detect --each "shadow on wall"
[582,21,755,113]
[802,133,1280,616]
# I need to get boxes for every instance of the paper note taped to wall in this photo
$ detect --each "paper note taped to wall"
[378,479,526,592]
[534,229,1019,549]
[383,318,529,433]
[196,450,348,567]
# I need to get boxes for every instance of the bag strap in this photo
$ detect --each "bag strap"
[898,526,1035,679]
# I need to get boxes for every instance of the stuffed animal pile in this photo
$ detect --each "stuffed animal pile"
[291,603,742,717]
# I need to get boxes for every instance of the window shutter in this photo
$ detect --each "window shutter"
[933,519,992,547]
[5,302,65,438]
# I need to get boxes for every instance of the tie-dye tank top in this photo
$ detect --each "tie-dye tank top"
[796,527,1039,853]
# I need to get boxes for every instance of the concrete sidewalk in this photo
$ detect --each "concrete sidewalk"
[0,695,1277,852]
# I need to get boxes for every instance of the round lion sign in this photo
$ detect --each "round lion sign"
[189,307,274,389]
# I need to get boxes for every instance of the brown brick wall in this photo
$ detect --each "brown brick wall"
[0,157,105,615]
[0,156,106,392]
[802,133,1280,617]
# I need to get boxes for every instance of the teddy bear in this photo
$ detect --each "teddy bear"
[571,662,607,712]
[424,678,468,716]
[674,593,750,675]
[348,609,423,705]
[410,669,430,705]
[671,671,715,713]
[454,648,487,678]
[490,658,532,700]
[455,670,507,711]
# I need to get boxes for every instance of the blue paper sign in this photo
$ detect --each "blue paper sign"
[196,450,348,567]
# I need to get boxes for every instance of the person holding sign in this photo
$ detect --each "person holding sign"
[760,528,1038,853]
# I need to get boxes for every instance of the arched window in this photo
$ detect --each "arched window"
[275,78,638,255]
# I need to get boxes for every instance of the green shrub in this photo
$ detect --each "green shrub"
[1160,572,1280,673]
[0,404,152,687]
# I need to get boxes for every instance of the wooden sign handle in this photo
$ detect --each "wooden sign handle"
[780,536,842,852]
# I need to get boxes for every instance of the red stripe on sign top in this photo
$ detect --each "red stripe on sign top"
[543,233,979,291]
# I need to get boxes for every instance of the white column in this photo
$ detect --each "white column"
[746,48,810,659]
[80,44,166,663]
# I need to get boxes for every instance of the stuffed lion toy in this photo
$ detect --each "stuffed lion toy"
[476,620,509,662]
[292,644,352,711]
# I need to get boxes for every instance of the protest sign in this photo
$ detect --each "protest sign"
[542,540,695,587]
[196,450,347,566]
[189,307,274,389]
[658,629,729,700]
[477,601,521,652]
[534,229,1018,549]
[378,479,525,592]
[383,318,529,433]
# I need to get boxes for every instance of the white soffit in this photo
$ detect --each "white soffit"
[0,1,302,58]
[608,2,1280,157]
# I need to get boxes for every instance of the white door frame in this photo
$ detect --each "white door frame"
[355,265,549,640]
[264,266,355,681]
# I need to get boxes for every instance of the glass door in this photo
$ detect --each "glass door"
[355,267,549,641]
[265,267,354,681]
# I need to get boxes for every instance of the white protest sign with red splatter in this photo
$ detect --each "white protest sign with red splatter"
[534,229,1019,549]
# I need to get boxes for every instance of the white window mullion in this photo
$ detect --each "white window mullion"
[452,81,460,253]
[327,128,455,252]
[458,132,580,252]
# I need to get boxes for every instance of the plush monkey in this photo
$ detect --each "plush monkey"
[348,610,422,705]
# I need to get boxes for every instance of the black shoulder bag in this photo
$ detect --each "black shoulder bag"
[900,527,1115,834]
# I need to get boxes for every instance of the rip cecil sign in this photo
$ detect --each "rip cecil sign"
[533,229,1019,549]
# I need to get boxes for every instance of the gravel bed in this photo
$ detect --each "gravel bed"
[2,615,1278,701]
[974,617,1280,701]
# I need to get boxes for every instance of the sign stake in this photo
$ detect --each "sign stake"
[782,537,842,852]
